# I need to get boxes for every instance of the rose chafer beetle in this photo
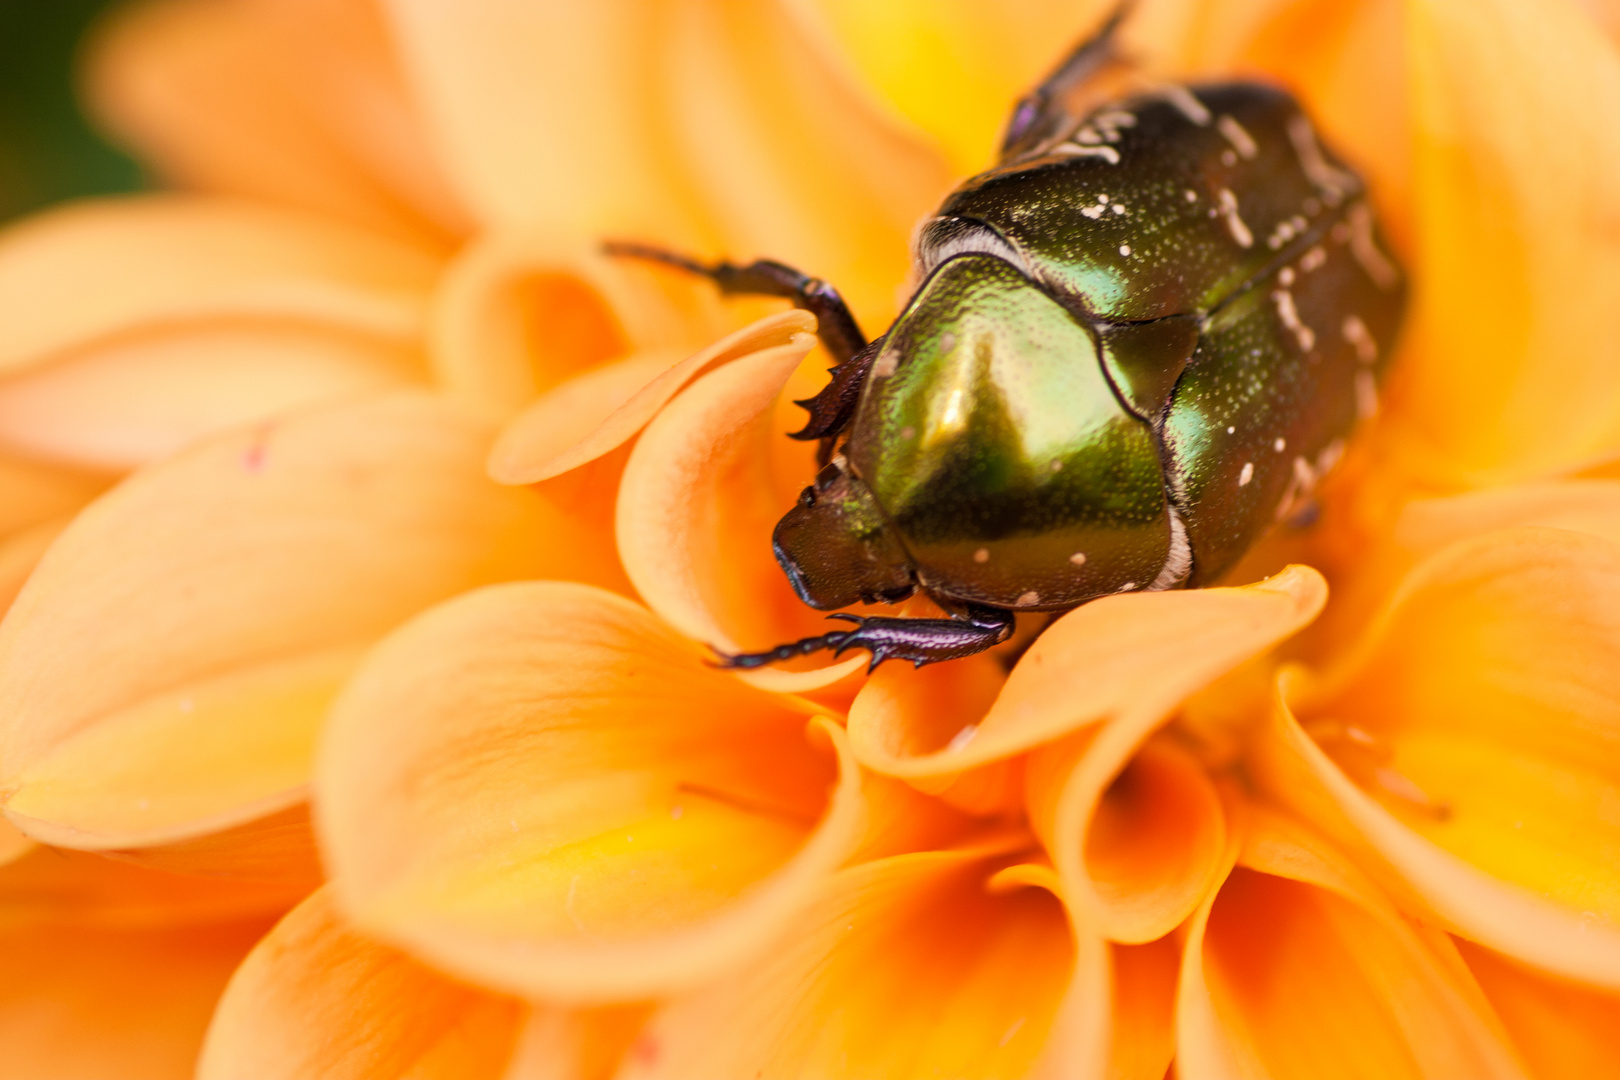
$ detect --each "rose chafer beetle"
[608,6,1404,670]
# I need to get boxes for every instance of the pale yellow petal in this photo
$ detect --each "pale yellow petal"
[88,0,469,246]
[1387,0,1620,482]
[384,0,948,327]
[1178,808,1526,1080]
[1253,527,1620,987]
[199,888,522,1080]
[316,581,867,1001]
[0,393,615,864]
[1027,731,1227,943]
[0,453,110,539]
[617,847,1108,1080]
[849,565,1326,776]
[501,1005,651,1080]
[615,319,868,692]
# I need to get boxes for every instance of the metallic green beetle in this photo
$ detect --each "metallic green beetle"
[609,7,1405,669]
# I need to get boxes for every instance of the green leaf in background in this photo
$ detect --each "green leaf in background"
[0,0,145,223]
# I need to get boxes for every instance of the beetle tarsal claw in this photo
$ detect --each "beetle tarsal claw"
[714,605,1015,672]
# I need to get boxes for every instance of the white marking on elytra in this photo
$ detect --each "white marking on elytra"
[1217,115,1260,159]
[1300,245,1327,272]
[1356,369,1380,418]
[1317,438,1346,474]
[899,425,916,440]
[1279,267,1296,287]
[1275,454,1321,522]
[1069,551,1088,566]
[1015,590,1041,607]
[940,332,956,352]
[873,355,898,377]
[1272,289,1316,352]
[1347,202,1400,290]
[1221,149,1238,167]
[1185,189,1199,203]
[1160,84,1212,125]
[973,547,990,563]
[1112,203,1126,215]
[1274,437,1287,452]
[1075,111,1136,146]
[1342,314,1378,364]
[1226,425,1236,434]
[1287,114,1356,205]
[1217,188,1253,248]
[1054,142,1120,164]
[1098,194,1109,203]
[1266,219,1296,250]
[1239,461,1255,486]
[1117,581,1138,592]
[1119,244,1132,256]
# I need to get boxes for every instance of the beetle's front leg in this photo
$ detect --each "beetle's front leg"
[716,603,1015,673]
[601,241,866,365]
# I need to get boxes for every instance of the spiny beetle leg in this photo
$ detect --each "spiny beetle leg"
[600,241,866,366]
[790,337,881,455]
[1000,0,1134,160]
[716,604,1015,672]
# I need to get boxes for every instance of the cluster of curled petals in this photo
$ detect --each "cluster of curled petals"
[4,0,1620,1077]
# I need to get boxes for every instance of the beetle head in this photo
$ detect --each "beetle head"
[772,456,915,610]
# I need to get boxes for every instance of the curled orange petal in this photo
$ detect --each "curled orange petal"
[615,320,868,692]
[198,888,523,1080]
[616,846,1111,1080]
[1459,938,1620,1080]
[0,393,611,870]
[1027,730,1227,943]
[1254,527,1620,988]
[1177,807,1526,1080]
[850,565,1327,776]
[316,581,867,1001]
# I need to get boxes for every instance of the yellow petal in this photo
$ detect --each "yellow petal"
[489,309,814,485]
[615,318,867,692]
[384,0,948,326]
[1027,731,1227,943]
[428,230,731,420]
[799,0,1118,176]
[1459,938,1620,1080]
[616,847,1109,1080]
[316,581,867,1001]
[1387,0,1620,482]
[0,393,613,864]
[1178,808,1526,1080]
[850,565,1326,776]
[0,452,109,539]
[0,196,438,470]
[1254,527,1620,987]
[500,1004,651,1080]
[88,0,469,246]
[199,888,522,1080]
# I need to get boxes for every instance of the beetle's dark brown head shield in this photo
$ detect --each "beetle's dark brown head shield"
[772,458,914,610]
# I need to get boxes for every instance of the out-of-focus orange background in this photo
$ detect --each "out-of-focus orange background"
[0,1,143,223]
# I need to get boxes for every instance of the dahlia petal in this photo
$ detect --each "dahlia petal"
[1458,938,1620,1080]
[489,310,815,485]
[1027,731,1228,943]
[0,915,271,1080]
[429,231,730,420]
[0,393,610,868]
[0,452,109,538]
[1178,808,1527,1080]
[501,1005,651,1080]
[88,0,469,245]
[383,0,948,325]
[316,581,867,1001]
[1254,527,1620,987]
[849,565,1326,776]
[0,197,438,470]
[1392,0,1620,481]
[616,321,869,691]
[198,888,523,1080]
[796,0,1115,175]
[616,847,1111,1080]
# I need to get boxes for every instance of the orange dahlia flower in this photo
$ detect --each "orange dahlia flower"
[2,0,1620,1077]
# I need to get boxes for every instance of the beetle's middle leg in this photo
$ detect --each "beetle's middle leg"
[603,240,874,457]
[1000,1,1134,160]
[716,603,1015,673]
